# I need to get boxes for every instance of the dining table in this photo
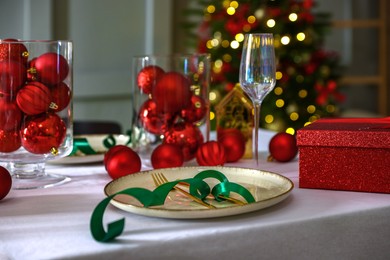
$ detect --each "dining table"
[1,129,389,260]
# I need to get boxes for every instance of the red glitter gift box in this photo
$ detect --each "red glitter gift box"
[297,117,390,193]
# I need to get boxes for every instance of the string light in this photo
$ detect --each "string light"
[289,13,298,22]
[247,15,256,24]
[230,1,239,8]
[276,99,285,108]
[281,36,290,45]
[307,105,316,113]
[298,89,308,98]
[276,71,283,80]
[230,40,239,49]
[296,32,305,41]
[286,128,295,135]
[226,7,235,15]
[265,115,274,123]
[206,5,215,13]
[235,33,245,42]
[290,112,299,121]
[266,19,276,28]
[274,86,283,95]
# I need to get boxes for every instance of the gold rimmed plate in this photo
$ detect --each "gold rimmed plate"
[104,166,293,219]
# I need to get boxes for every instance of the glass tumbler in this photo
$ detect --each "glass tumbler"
[0,40,73,189]
[131,54,210,166]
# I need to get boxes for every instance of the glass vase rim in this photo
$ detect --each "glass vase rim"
[244,33,274,37]
[0,39,73,44]
[133,53,211,59]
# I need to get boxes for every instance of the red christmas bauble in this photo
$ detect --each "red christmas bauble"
[152,72,191,114]
[16,81,52,115]
[268,132,298,162]
[0,166,12,200]
[32,52,69,85]
[0,39,28,64]
[20,113,66,154]
[163,122,204,161]
[0,99,22,131]
[196,141,226,166]
[0,61,26,95]
[151,143,184,169]
[138,99,174,135]
[180,95,207,123]
[50,82,71,112]
[217,128,246,162]
[0,129,21,152]
[104,145,141,180]
[137,65,165,94]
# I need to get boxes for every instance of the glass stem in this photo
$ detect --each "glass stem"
[254,101,261,166]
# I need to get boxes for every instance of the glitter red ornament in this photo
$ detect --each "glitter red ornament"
[152,72,191,114]
[16,81,52,115]
[49,82,71,112]
[138,99,173,135]
[31,52,69,85]
[137,65,165,94]
[0,39,28,64]
[196,141,226,166]
[0,166,12,200]
[217,128,246,162]
[104,145,141,180]
[164,122,204,161]
[268,132,298,162]
[20,113,67,154]
[180,95,207,123]
[0,129,21,153]
[0,99,22,131]
[151,143,184,169]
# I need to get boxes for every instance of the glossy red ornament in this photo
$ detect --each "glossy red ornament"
[269,132,298,162]
[196,141,226,166]
[180,95,207,123]
[163,122,204,161]
[0,61,26,95]
[217,128,246,162]
[32,52,69,85]
[0,39,28,64]
[50,82,71,112]
[0,129,21,153]
[104,145,141,180]
[0,99,22,131]
[0,166,12,200]
[151,143,184,169]
[137,65,165,94]
[20,113,67,154]
[138,99,173,135]
[152,72,191,114]
[16,81,52,115]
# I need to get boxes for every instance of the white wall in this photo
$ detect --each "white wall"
[0,0,173,132]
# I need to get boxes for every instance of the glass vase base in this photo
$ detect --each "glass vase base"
[12,173,71,190]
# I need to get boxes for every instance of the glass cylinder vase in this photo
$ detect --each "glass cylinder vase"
[0,39,73,189]
[131,54,210,166]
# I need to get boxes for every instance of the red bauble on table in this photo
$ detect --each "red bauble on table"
[163,122,204,161]
[152,72,191,114]
[180,95,207,123]
[137,65,165,94]
[268,132,298,162]
[16,81,52,115]
[31,52,69,85]
[50,82,71,112]
[151,143,184,169]
[138,99,174,135]
[104,145,141,180]
[0,129,21,153]
[0,99,22,131]
[20,113,67,154]
[0,61,26,95]
[0,166,12,200]
[196,141,226,166]
[217,128,246,162]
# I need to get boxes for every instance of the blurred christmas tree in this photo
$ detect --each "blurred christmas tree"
[183,0,345,133]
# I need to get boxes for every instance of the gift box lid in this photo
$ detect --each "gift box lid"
[297,117,390,148]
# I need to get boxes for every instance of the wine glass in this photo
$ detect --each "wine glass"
[239,33,276,165]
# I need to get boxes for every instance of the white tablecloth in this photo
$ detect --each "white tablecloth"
[1,130,390,260]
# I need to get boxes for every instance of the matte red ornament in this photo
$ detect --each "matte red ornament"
[50,82,71,112]
[0,166,12,200]
[0,39,28,64]
[151,143,184,169]
[180,95,207,123]
[196,141,226,166]
[217,129,246,162]
[0,129,21,153]
[0,99,22,131]
[152,72,191,114]
[138,99,174,135]
[20,113,67,154]
[104,145,141,180]
[16,81,52,115]
[269,132,298,162]
[163,122,204,161]
[32,52,69,85]
[0,61,26,95]
[137,65,165,94]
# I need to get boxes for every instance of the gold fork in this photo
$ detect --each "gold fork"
[152,172,216,209]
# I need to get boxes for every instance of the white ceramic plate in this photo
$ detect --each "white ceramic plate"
[104,166,293,219]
